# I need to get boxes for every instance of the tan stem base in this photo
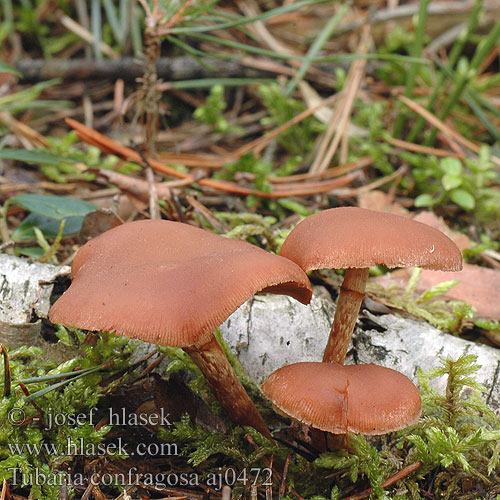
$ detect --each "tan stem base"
[184,335,272,440]
[326,433,352,453]
[323,267,369,364]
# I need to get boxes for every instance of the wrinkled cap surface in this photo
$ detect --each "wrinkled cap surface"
[280,207,463,271]
[49,220,312,346]
[261,362,421,435]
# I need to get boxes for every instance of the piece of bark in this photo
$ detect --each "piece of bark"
[0,254,70,350]
[0,254,69,324]
[375,265,500,320]
[221,288,334,382]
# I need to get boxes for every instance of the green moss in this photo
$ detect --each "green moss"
[1,328,498,500]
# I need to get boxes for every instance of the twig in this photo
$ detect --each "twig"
[245,434,305,500]
[342,461,422,500]
[15,56,294,82]
[157,0,193,35]
[0,181,78,194]
[80,481,94,500]
[186,195,227,232]
[384,136,466,159]
[425,22,466,57]
[337,1,496,36]
[16,382,44,425]
[234,93,342,157]
[67,118,360,198]
[278,454,291,499]
[58,12,119,59]
[398,95,500,166]
[310,26,371,174]
[129,353,167,383]
[134,146,161,219]
[337,166,407,198]
[1,479,12,500]
[236,0,299,58]
[221,486,231,500]
[1,345,11,398]
[0,111,50,149]
[269,156,373,184]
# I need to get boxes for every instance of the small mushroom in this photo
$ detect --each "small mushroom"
[261,361,421,436]
[49,220,312,438]
[279,207,463,364]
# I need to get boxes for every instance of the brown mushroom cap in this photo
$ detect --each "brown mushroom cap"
[261,362,421,435]
[49,220,312,346]
[279,207,463,271]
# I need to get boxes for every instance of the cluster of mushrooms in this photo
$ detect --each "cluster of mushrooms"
[49,207,463,444]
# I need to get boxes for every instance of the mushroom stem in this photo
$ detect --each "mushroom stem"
[184,335,272,440]
[322,267,369,364]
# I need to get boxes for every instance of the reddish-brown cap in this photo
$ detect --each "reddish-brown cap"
[261,362,421,435]
[280,207,463,271]
[49,220,312,346]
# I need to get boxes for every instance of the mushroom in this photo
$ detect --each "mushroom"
[261,361,421,436]
[49,220,312,439]
[279,207,463,364]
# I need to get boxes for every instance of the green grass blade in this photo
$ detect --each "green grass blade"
[286,4,348,95]
[0,79,61,107]
[102,0,123,46]
[407,0,483,142]
[119,0,130,45]
[170,78,274,89]
[393,0,431,138]
[17,364,107,384]
[186,32,304,61]
[131,2,143,57]
[166,35,234,64]
[24,365,107,403]
[168,0,329,34]
[91,0,103,60]
[463,92,500,141]
[425,17,500,145]
[0,60,21,77]
[186,32,427,65]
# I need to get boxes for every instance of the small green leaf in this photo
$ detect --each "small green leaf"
[414,194,435,207]
[0,61,21,77]
[12,213,85,241]
[441,173,462,191]
[449,189,475,210]
[440,157,463,176]
[0,148,77,164]
[15,247,45,259]
[277,198,311,216]
[9,194,98,220]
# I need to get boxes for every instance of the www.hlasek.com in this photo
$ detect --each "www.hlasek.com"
[8,436,177,458]
[8,467,273,490]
